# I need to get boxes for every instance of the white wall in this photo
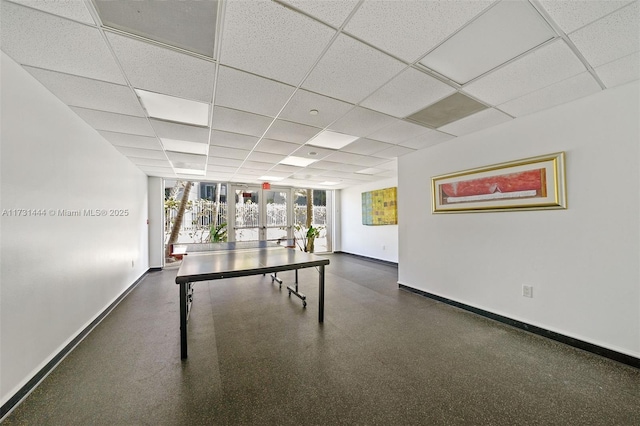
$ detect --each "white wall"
[340,177,399,263]
[0,53,149,405]
[398,81,640,358]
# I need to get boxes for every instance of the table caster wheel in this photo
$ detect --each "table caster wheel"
[303,301,307,308]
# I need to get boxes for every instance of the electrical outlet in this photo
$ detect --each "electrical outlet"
[522,285,533,298]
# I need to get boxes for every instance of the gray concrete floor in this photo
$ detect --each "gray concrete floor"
[3,253,639,425]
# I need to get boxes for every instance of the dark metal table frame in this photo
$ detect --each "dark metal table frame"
[175,246,329,359]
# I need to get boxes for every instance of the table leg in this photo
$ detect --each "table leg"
[319,265,325,323]
[180,282,188,359]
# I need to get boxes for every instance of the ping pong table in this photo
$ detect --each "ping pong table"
[174,241,330,359]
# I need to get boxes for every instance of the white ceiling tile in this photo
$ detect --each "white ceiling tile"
[270,164,302,173]
[128,157,172,167]
[208,157,244,168]
[538,0,634,34]
[328,107,398,137]
[360,68,456,118]
[311,160,351,171]
[498,72,602,117]
[71,107,154,136]
[420,0,556,84]
[215,66,296,117]
[240,161,273,171]
[367,120,431,144]
[438,108,512,136]
[263,119,321,144]
[280,0,360,27]
[212,106,273,137]
[208,146,251,160]
[10,0,95,24]
[207,164,240,174]
[342,138,394,155]
[373,145,416,159]
[290,145,335,160]
[99,131,162,150]
[150,119,209,144]
[323,151,388,167]
[220,0,336,85]
[106,31,215,102]
[24,67,145,116]
[115,146,168,160]
[137,165,175,174]
[399,130,454,150]
[166,152,208,167]
[210,130,259,150]
[463,40,586,105]
[595,52,640,88]
[246,151,287,164]
[568,1,640,68]
[344,0,493,62]
[254,139,301,156]
[302,34,406,104]
[376,159,398,171]
[1,2,124,83]
[279,89,354,127]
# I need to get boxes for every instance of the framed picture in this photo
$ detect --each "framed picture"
[362,187,398,225]
[431,152,567,213]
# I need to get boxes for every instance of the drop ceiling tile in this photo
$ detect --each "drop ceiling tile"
[406,92,488,128]
[302,34,406,104]
[367,120,431,144]
[324,151,388,167]
[24,67,145,116]
[211,107,273,137]
[290,145,335,160]
[115,146,167,160]
[498,72,602,117]
[106,31,215,102]
[280,0,360,27]
[279,89,354,128]
[399,130,454,150]
[207,165,239,174]
[328,107,397,137]
[208,145,251,160]
[246,151,287,164]
[207,172,234,181]
[99,131,162,150]
[360,68,456,118]
[344,0,493,62]
[292,167,325,176]
[463,40,586,105]
[538,0,634,34]
[128,157,172,167]
[10,0,95,24]
[264,120,321,144]
[137,165,175,174]
[93,0,217,57]
[208,157,244,168]
[240,161,273,171]
[595,52,640,88]
[215,66,296,117]
[420,0,556,84]
[254,139,300,156]
[1,2,124,83]
[438,108,512,136]
[373,145,416,159]
[220,0,336,85]
[150,119,209,144]
[210,130,259,150]
[376,159,398,171]
[568,1,640,68]
[342,138,395,155]
[271,164,302,174]
[71,107,154,136]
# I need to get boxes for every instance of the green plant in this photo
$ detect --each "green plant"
[209,222,228,242]
[294,223,323,253]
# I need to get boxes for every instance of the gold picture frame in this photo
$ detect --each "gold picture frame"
[431,152,567,213]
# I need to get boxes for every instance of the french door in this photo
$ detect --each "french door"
[228,185,293,242]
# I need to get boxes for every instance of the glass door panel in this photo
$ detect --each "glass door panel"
[264,189,290,241]
[233,187,260,242]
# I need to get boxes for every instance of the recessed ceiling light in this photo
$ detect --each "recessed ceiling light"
[161,138,209,155]
[174,167,206,176]
[320,181,340,186]
[356,167,383,175]
[136,89,210,126]
[308,130,359,150]
[279,156,318,167]
[259,175,284,181]
[308,151,318,156]
[309,109,319,115]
